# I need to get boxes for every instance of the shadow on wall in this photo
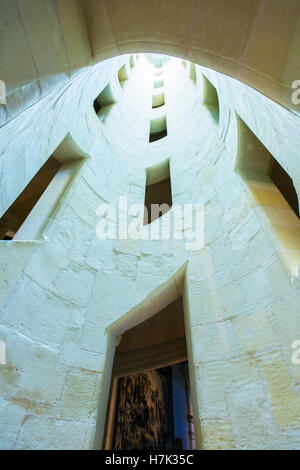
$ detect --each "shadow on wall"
[236,115,300,273]
[0,133,88,241]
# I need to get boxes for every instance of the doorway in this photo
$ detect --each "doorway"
[103,297,195,450]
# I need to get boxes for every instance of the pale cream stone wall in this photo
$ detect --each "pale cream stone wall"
[0,0,91,126]
[0,53,300,450]
[2,0,300,129]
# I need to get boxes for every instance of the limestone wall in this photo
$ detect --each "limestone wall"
[0,53,300,449]
[0,0,92,127]
[2,0,300,129]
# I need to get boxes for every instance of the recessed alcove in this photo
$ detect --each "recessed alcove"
[190,63,197,84]
[0,134,87,241]
[236,116,300,269]
[118,64,129,88]
[129,55,135,68]
[152,92,165,108]
[93,83,116,121]
[202,75,219,124]
[144,159,172,225]
[149,116,167,142]
[0,156,62,240]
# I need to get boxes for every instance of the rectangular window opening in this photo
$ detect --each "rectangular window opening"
[144,159,172,225]
[118,65,129,88]
[189,63,197,84]
[152,92,165,109]
[236,116,300,270]
[202,75,219,125]
[93,83,116,121]
[129,55,135,69]
[149,129,167,142]
[0,156,62,240]
[149,116,167,143]
[0,135,86,241]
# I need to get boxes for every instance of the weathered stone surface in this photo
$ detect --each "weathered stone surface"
[0,49,300,451]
